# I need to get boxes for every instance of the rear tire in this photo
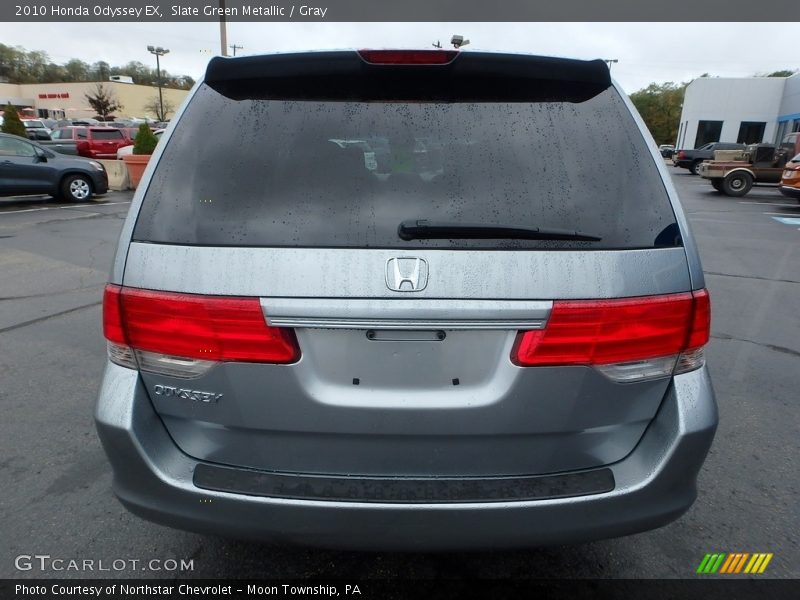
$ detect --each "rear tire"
[721,172,753,197]
[690,160,703,175]
[60,174,93,202]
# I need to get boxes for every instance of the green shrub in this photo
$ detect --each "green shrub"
[132,123,158,155]
[1,104,28,138]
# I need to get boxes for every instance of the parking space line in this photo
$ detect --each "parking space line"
[1,201,130,215]
[739,201,799,207]
[771,216,800,227]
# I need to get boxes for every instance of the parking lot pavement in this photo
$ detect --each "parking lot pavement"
[0,174,798,579]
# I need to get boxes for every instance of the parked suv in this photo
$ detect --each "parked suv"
[0,132,108,201]
[48,126,131,159]
[96,50,717,550]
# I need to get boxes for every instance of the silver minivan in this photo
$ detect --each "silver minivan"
[96,50,717,550]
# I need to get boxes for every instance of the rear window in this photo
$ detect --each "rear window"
[134,84,679,250]
[91,129,124,140]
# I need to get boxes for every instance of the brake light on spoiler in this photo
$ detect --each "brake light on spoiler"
[357,50,459,65]
[512,290,710,382]
[103,285,299,378]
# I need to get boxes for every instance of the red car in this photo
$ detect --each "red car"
[49,126,133,159]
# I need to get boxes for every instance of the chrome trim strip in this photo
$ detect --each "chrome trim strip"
[261,298,552,329]
[268,318,545,330]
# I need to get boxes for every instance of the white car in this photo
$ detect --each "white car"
[116,129,164,159]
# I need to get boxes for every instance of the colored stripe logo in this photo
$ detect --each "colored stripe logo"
[697,553,773,574]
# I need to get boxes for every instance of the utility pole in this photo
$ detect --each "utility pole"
[219,0,228,55]
[229,44,243,56]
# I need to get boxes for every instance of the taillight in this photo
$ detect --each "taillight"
[677,150,686,159]
[357,50,458,65]
[103,285,299,377]
[512,290,710,382]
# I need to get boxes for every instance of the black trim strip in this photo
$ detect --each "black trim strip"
[193,463,615,503]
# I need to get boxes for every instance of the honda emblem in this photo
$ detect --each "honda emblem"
[385,257,429,292]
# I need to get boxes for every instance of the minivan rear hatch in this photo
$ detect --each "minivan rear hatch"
[120,50,693,479]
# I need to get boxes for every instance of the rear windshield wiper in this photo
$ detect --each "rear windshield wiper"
[398,220,602,242]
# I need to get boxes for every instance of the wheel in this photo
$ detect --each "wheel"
[721,172,753,197]
[690,160,703,175]
[60,174,93,202]
[711,180,723,192]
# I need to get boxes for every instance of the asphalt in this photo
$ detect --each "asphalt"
[0,173,798,580]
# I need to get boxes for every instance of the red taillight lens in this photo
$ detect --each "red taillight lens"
[513,291,710,367]
[677,150,685,159]
[103,284,126,345]
[357,50,458,65]
[102,284,299,364]
[686,289,710,350]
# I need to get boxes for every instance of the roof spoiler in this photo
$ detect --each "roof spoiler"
[205,51,611,103]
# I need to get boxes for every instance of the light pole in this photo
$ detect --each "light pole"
[604,58,619,72]
[147,45,170,121]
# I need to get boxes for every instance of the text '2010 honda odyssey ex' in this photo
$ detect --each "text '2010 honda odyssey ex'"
[96,49,717,550]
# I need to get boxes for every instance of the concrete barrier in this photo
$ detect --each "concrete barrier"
[99,159,131,191]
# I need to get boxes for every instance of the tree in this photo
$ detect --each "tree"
[63,58,90,82]
[765,69,796,78]
[143,95,175,121]
[629,82,687,146]
[1,104,28,138]
[85,83,122,121]
[92,60,111,81]
[132,123,158,155]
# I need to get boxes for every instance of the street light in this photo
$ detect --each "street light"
[147,45,170,121]
[604,58,619,72]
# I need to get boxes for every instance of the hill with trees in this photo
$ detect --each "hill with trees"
[0,43,195,90]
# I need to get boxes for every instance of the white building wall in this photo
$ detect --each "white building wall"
[676,77,786,148]
[775,74,800,142]
[777,73,800,118]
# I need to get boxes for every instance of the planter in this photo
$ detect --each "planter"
[121,154,151,189]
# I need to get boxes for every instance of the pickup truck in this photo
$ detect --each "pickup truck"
[697,134,800,197]
[44,126,132,159]
[672,142,746,175]
[38,138,78,155]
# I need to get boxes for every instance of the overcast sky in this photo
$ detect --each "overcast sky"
[1,22,797,93]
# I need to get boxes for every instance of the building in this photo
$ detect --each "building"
[675,73,800,149]
[0,80,189,121]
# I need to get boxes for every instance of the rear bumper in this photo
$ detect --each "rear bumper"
[95,363,717,550]
[779,184,800,199]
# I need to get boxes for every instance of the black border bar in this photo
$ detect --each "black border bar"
[3,1,799,22]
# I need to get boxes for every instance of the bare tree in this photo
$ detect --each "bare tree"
[144,95,175,121]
